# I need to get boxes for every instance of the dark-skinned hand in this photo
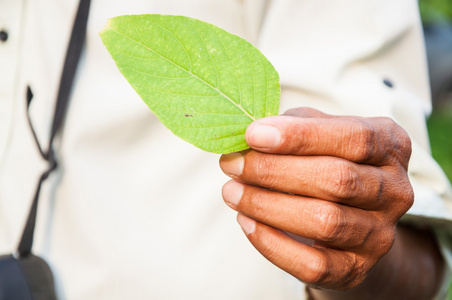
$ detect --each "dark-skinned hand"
[220,107,444,300]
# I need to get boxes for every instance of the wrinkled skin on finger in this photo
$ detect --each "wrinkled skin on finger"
[220,107,444,299]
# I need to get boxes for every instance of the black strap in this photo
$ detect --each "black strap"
[18,0,91,257]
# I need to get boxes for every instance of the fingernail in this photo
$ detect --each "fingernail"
[247,123,281,150]
[237,214,256,235]
[222,180,244,207]
[220,152,244,176]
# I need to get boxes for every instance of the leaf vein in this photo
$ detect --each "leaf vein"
[218,34,242,108]
[246,49,256,116]
[121,67,191,79]
[189,22,220,88]
[145,20,193,72]
[145,88,219,98]
[134,27,142,44]
[108,27,256,122]
[158,107,254,117]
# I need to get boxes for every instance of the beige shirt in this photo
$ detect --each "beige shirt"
[1,0,451,299]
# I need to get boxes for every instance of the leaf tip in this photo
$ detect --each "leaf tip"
[98,18,113,38]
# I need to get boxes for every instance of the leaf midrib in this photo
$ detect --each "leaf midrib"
[108,26,256,122]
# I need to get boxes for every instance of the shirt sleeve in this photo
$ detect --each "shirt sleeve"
[255,0,452,298]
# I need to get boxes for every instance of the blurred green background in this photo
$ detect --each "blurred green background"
[427,110,452,182]
[419,0,452,298]
[419,0,452,182]
[419,0,452,25]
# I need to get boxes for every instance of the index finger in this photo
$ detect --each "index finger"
[245,114,411,168]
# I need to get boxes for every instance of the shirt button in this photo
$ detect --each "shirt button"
[0,30,8,42]
[383,78,394,88]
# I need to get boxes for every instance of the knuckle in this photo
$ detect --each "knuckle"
[375,117,412,165]
[350,120,376,162]
[260,230,280,253]
[334,255,363,290]
[304,255,329,285]
[395,181,415,216]
[258,232,293,267]
[351,223,373,249]
[342,259,370,289]
[375,116,396,126]
[247,192,268,222]
[325,160,359,200]
[404,185,415,210]
[378,227,396,255]
[253,155,278,187]
[383,172,414,219]
[391,121,411,146]
[395,128,412,165]
[283,107,321,118]
[313,204,345,242]
[283,107,304,117]
[374,116,398,132]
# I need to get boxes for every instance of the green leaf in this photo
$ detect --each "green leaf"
[99,14,280,154]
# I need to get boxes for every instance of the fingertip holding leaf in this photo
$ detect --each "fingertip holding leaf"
[100,14,280,154]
